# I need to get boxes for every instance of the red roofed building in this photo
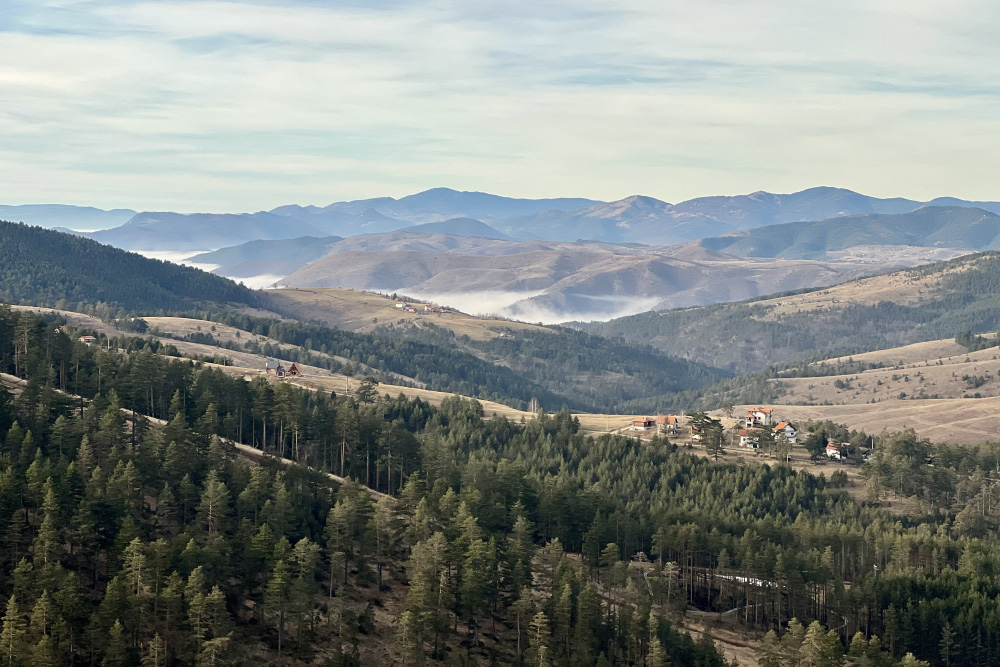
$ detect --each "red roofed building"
[745,407,774,428]
[632,417,656,431]
[773,421,797,443]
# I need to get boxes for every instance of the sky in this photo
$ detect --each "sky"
[2,0,999,212]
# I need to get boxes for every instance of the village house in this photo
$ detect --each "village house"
[78,335,97,345]
[264,359,285,377]
[287,362,303,377]
[825,442,844,460]
[745,407,774,428]
[656,415,680,435]
[773,421,797,444]
[394,301,407,309]
[632,416,656,431]
[738,429,760,449]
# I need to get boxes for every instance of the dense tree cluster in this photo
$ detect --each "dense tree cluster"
[5,306,1000,665]
[0,221,258,313]
[0,307,732,665]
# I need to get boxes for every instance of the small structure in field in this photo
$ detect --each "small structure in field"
[287,362,303,377]
[394,301,407,309]
[264,359,286,377]
[78,335,97,345]
[825,442,843,460]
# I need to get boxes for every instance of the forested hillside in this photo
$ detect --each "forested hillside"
[0,221,259,313]
[585,252,1000,373]
[372,322,730,411]
[1,306,997,665]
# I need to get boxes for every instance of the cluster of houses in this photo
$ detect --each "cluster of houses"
[394,301,451,314]
[738,407,798,449]
[631,415,682,435]
[263,360,304,379]
[625,407,874,464]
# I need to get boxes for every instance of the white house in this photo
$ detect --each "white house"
[745,407,774,428]
[773,421,797,444]
[825,443,843,460]
[738,429,759,449]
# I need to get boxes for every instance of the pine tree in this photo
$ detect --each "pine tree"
[197,471,230,536]
[528,611,551,667]
[141,634,165,667]
[265,552,292,657]
[395,610,424,667]
[758,630,782,667]
[103,619,126,667]
[939,623,955,667]
[1,595,26,667]
[646,612,669,667]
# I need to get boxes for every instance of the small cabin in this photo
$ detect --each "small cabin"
[78,335,97,345]
[287,362,303,377]
[264,359,285,376]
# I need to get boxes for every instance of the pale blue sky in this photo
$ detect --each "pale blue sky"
[2,0,999,212]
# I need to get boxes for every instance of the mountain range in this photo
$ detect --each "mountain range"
[7,185,999,252]
[6,185,1000,322]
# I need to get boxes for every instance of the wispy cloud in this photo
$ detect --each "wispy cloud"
[1,0,999,211]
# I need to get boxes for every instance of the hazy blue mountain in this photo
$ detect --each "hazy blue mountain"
[400,217,512,240]
[500,187,1000,245]
[28,186,1000,255]
[699,206,1000,259]
[86,211,329,251]
[387,187,599,220]
[0,204,137,231]
[186,235,342,267]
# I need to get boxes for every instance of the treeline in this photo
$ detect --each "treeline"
[376,323,730,412]
[158,310,571,412]
[955,329,999,352]
[0,221,258,313]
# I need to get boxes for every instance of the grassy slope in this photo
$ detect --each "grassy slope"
[585,252,1000,374]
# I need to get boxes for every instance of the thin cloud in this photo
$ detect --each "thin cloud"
[1,0,999,211]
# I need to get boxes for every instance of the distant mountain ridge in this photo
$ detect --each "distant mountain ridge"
[14,186,1000,251]
[698,206,1000,260]
[0,204,136,231]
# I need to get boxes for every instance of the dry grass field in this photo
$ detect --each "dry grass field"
[754,255,983,321]
[779,349,1000,405]
[265,287,552,340]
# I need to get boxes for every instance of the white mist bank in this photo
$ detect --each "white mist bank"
[409,290,653,324]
